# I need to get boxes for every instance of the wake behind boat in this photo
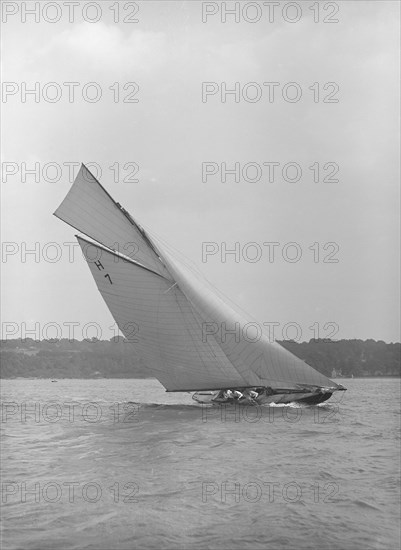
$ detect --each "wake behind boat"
[54,164,346,406]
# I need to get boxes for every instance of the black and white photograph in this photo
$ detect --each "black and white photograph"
[1,1,400,549]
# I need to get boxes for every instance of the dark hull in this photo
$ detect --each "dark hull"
[192,389,335,406]
[291,392,333,405]
[256,390,333,406]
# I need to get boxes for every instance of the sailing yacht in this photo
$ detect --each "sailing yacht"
[54,164,346,406]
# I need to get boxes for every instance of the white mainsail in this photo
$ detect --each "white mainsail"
[55,164,338,392]
[76,235,248,391]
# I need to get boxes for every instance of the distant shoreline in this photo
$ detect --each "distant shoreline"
[2,338,399,379]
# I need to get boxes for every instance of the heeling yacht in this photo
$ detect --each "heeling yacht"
[54,164,346,407]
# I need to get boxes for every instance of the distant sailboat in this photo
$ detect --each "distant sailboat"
[54,164,346,406]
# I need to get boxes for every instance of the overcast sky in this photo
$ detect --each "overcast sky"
[1,0,399,343]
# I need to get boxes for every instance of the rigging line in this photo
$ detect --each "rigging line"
[144,229,274,340]
[163,282,178,294]
[144,228,204,275]
[146,230,234,293]
[146,229,258,310]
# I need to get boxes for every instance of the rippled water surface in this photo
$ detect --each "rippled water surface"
[1,378,400,550]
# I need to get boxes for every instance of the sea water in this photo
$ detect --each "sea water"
[1,378,400,550]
